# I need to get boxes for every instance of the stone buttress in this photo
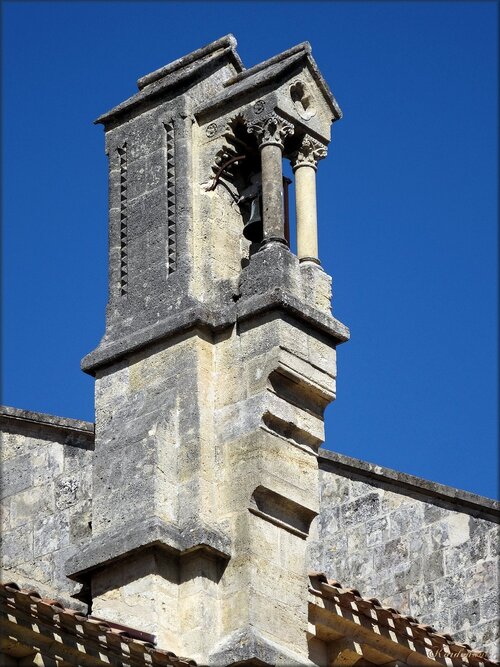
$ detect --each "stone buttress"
[66,35,349,665]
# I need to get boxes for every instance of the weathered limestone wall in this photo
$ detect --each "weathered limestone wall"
[86,50,242,366]
[76,286,340,663]
[310,451,500,660]
[0,407,94,610]
[210,307,335,665]
[80,328,226,655]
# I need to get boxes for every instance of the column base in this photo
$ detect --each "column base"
[299,256,321,266]
[259,236,289,250]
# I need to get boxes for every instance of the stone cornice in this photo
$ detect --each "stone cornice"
[137,34,243,91]
[0,406,94,438]
[236,289,350,342]
[66,516,231,584]
[319,449,500,522]
[82,291,349,376]
[81,303,234,375]
[95,38,242,127]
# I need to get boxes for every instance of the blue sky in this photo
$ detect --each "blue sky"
[2,2,498,498]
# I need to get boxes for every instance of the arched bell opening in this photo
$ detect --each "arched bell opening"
[283,165,295,254]
[228,119,263,253]
[208,117,325,263]
[235,121,296,255]
[208,117,263,255]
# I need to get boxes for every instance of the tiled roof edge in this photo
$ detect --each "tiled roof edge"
[309,573,499,667]
[0,582,196,666]
[318,448,499,521]
[0,405,95,437]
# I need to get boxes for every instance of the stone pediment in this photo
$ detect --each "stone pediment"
[95,36,340,143]
[195,40,342,143]
[95,34,244,126]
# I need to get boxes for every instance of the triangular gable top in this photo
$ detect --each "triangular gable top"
[137,34,244,90]
[196,40,342,122]
[95,34,244,126]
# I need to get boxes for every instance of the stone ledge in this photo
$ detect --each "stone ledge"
[66,516,231,582]
[0,405,94,438]
[82,288,348,375]
[81,303,236,375]
[224,41,310,87]
[319,448,500,522]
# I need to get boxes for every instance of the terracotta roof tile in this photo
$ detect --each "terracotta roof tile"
[0,581,196,666]
[309,573,499,667]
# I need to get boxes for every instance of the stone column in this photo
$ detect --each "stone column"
[291,136,327,263]
[247,114,294,245]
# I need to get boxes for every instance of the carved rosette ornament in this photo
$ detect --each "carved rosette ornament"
[246,113,294,150]
[291,136,328,171]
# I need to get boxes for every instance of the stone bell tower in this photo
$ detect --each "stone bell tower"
[66,35,349,665]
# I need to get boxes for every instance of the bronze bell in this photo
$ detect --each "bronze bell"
[243,195,263,243]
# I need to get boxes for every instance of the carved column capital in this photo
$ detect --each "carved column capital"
[291,136,328,171]
[246,113,294,150]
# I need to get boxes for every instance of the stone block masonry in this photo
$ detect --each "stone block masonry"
[2,34,498,667]
[310,450,500,660]
[0,407,94,611]
[70,35,350,664]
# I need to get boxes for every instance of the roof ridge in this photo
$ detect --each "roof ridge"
[224,41,311,88]
[137,34,243,91]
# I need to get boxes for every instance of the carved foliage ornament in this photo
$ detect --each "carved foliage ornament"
[246,113,294,149]
[292,136,327,170]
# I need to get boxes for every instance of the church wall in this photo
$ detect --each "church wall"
[311,450,500,660]
[0,408,94,610]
